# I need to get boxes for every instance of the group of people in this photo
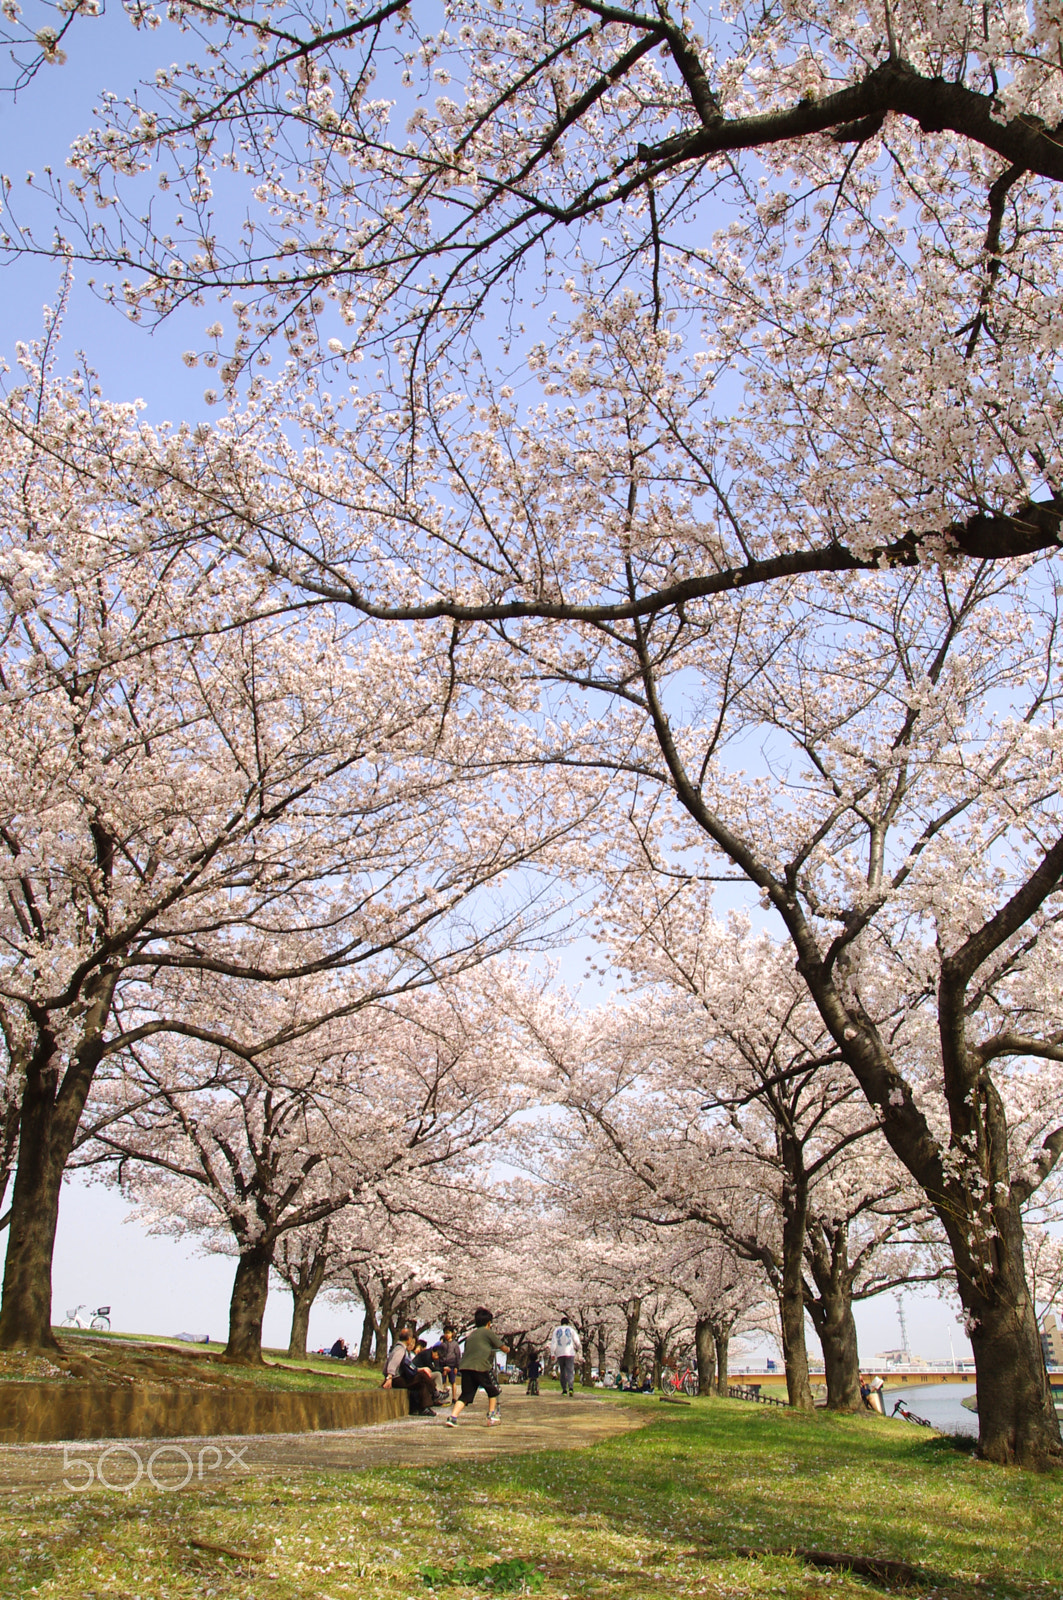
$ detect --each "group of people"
[378,1313,589,1425]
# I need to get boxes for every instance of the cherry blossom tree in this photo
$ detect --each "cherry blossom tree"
[273,1217,336,1360]
[6,3,1061,595]
[590,896,949,1410]
[3,5,1063,1468]
[230,261,1063,1461]
[520,539,1063,1463]
[1026,1223,1063,1332]
[504,1080,771,1389]
[670,1236,764,1396]
[83,970,538,1362]
[0,351,588,1353]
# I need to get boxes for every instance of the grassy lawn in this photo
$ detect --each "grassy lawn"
[2,1398,1061,1600]
[0,1333,386,1392]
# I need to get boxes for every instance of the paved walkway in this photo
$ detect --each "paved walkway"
[0,1392,655,1495]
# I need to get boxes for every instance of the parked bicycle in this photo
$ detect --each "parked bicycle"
[61,1304,111,1331]
[661,1364,698,1397]
[891,1398,932,1427]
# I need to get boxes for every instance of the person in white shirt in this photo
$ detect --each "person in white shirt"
[548,1316,582,1395]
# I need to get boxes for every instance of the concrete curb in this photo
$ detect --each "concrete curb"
[0,1380,409,1443]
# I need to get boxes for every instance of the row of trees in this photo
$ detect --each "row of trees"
[2,0,1063,1464]
[67,932,1062,1411]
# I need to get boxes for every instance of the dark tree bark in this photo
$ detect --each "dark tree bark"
[285,1252,329,1360]
[945,1173,1059,1466]
[651,1330,668,1389]
[779,1154,814,1411]
[812,1294,861,1413]
[596,1320,607,1378]
[0,1015,105,1352]
[356,1278,377,1364]
[713,1328,730,1395]
[695,1316,716,1396]
[621,1296,642,1373]
[578,1318,594,1386]
[0,1091,22,1234]
[804,1218,861,1412]
[224,1242,275,1364]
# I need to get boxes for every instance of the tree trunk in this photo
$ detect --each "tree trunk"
[804,1219,861,1411]
[286,1252,328,1361]
[968,1290,1059,1466]
[816,1292,861,1411]
[356,1283,376,1364]
[597,1320,607,1377]
[621,1296,642,1373]
[651,1332,666,1388]
[713,1329,729,1395]
[0,1092,22,1229]
[374,1284,395,1366]
[0,1125,65,1350]
[780,1160,814,1410]
[287,1288,314,1361]
[579,1321,594,1386]
[943,1180,1062,1467]
[224,1243,275,1364]
[0,1022,100,1353]
[695,1316,716,1396]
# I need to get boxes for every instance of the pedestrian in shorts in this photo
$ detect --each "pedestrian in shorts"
[445,1308,509,1428]
[432,1324,462,1404]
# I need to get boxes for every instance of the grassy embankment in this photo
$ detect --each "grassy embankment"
[0,1330,385,1392]
[2,1395,1060,1600]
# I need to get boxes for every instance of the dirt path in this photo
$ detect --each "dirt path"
[0,1392,656,1495]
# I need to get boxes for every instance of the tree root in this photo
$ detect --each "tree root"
[188,1538,264,1563]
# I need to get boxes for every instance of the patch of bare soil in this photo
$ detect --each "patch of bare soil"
[0,1336,252,1389]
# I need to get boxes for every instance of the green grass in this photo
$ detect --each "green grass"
[0,1331,386,1391]
[2,1398,1061,1600]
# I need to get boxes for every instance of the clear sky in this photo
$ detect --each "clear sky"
[2,5,223,420]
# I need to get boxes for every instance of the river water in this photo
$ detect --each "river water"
[887,1382,977,1436]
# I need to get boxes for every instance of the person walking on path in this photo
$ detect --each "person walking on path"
[525,1350,542,1395]
[445,1308,508,1429]
[549,1317,582,1395]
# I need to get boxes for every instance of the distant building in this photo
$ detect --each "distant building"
[873,1348,931,1368]
[1041,1314,1063,1368]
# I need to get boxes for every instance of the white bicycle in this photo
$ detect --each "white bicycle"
[61,1304,111,1331]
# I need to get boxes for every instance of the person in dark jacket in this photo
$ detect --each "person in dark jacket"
[383,1328,437,1415]
[431,1325,462,1404]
